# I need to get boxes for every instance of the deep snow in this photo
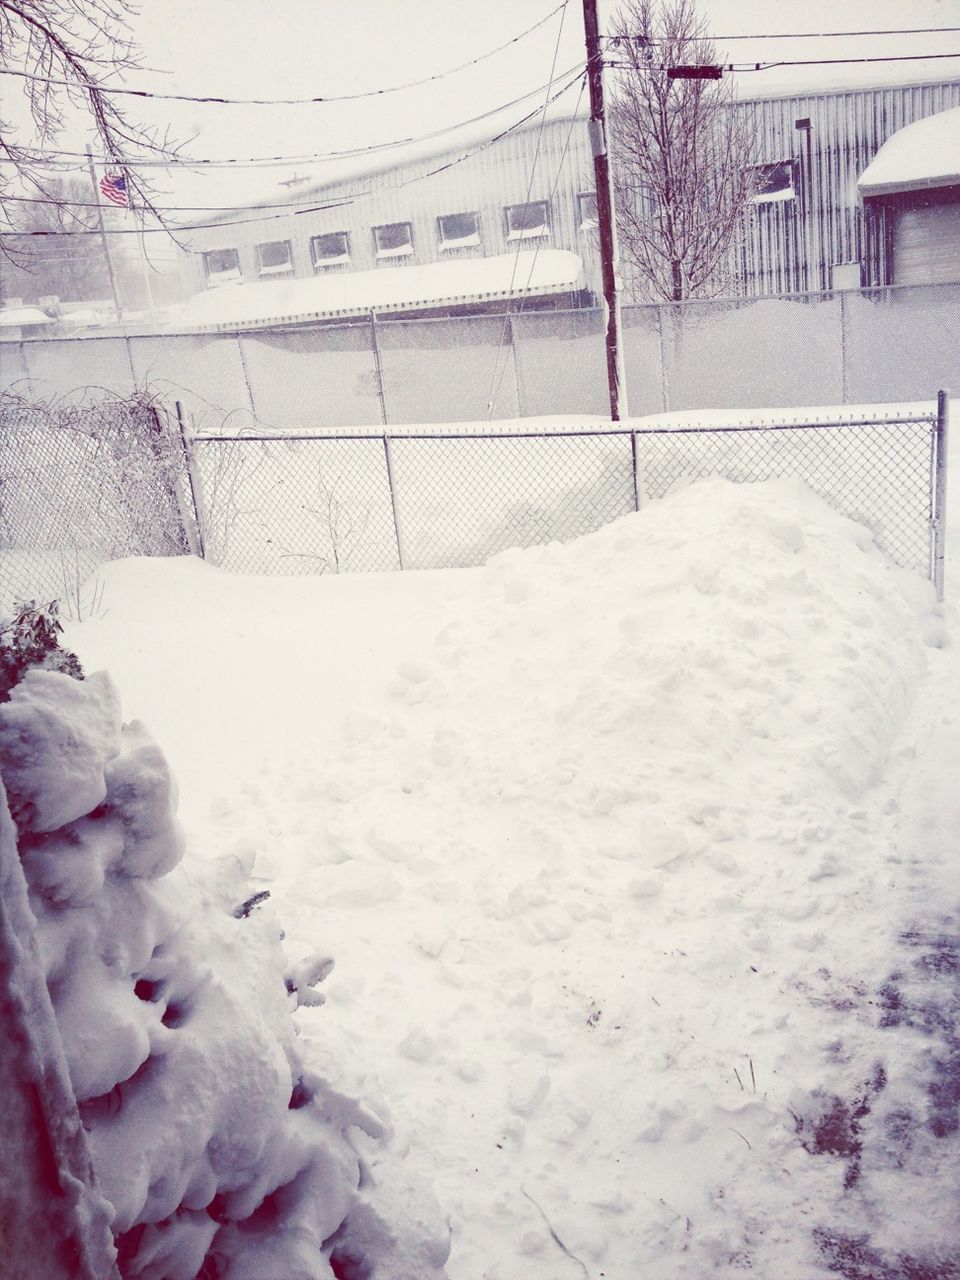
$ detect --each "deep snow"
[64,475,959,1279]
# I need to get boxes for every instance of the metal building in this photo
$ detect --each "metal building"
[174,77,960,322]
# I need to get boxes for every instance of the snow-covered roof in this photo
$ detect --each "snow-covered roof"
[170,249,584,332]
[858,107,960,197]
[0,306,52,327]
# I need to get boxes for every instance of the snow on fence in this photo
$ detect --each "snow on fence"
[188,397,950,598]
[1,393,949,610]
[0,391,196,612]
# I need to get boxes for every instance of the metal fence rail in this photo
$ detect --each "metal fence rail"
[189,398,949,597]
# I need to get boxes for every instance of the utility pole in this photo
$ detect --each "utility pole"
[583,0,628,421]
[85,145,124,322]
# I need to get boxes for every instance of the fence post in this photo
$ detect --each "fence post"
[235,335,259,423]
[657,304,669,413]
[507,314,526,418]
[370,310,388,427]
[839,289,848,403]
[382,434,405,570]
[173,400,206,560]
[631,430,641,510]
[934,389,949,602]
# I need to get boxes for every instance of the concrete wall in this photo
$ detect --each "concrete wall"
[1,280,957,428]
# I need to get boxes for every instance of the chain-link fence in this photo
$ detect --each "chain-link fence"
[189,400,949,595]
[0,391,195,613]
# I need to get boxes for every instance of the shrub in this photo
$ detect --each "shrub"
[0,600,84,702]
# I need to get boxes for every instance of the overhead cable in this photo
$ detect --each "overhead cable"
[6,69,586,237]
[0,3,567,106]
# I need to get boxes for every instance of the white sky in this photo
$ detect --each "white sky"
[3,1,960,228]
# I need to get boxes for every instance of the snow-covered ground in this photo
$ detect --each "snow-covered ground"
[61,462,960,1279]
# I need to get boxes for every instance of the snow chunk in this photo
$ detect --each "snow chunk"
[0,670,121,832]
[103,720,186,878]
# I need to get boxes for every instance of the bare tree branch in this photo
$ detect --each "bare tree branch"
[609,0,760,301]
[0,0,181,246]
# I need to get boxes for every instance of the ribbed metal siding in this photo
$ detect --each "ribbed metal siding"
[179,80,960,305]
[736,80,960,295]
[181,115,601,299]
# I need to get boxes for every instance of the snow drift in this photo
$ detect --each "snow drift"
[60,475,956,1279]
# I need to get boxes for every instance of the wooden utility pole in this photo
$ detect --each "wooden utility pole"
[583,0,628,420]
[85,145,124,321]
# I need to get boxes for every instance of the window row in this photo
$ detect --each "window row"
[202,196,599,283]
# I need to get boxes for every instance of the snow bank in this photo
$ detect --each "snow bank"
[0,668,449,1278]
[62,477,952,1278]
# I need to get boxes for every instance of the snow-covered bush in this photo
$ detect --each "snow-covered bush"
[0,668,448,1279]
[0,599,83,702]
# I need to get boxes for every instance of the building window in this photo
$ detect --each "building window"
[505,201,550,240]
[311,231,351,267]
[203,248,241,286]
[256,240,294,275]
[438,211,480,249]
[750,161,796,203]
[374,222,414,259]
[578,192,599,230]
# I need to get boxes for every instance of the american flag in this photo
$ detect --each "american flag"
[99,172,129,208]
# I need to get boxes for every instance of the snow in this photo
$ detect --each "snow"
[0,669,122,832]
[172,249,583,330]
[858,106,960,197]
[752,186,795,204]
[375,242,415,259]
[60,470,960,1279]
[440,232,481,249]
[0,666,450,1276]
[0,307,52,328]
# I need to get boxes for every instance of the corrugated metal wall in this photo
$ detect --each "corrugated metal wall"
[180,115,602,299]
[179,80,960,304]
[736,80,960,295]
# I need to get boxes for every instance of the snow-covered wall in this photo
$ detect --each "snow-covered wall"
[2,280,958,427]
[0,667,449,1279]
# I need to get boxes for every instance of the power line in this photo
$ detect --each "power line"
[4,64,587,172]
[604,51,960,73]
[601,25,960,42]
[736,51,960,71]
[4,69,587,238]
[0,3,567,106]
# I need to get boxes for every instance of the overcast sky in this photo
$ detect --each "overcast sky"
[5,0,960,228]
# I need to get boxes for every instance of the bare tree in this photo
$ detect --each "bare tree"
[1,176,112,300]
[0,0,177,241]
[608,0,759,301]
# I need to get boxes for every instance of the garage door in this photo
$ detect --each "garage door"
[893,198,960,285]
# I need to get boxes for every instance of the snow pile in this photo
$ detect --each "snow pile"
[171,249,583,330]
[62,476,956,1278]
[254,477,943,1277]
[0,667,448,1279]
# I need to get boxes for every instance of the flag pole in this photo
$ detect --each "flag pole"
[85,144,124,324]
